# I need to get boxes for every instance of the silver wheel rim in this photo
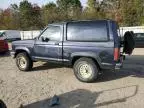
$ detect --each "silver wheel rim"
[78,63,92,79]
[17,56,27,69]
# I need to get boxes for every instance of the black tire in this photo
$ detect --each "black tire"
[16,52,33,71]
[73,57,99,83]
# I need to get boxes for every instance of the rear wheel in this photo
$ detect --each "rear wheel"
[73,57,99,83]
[16,52,33,71]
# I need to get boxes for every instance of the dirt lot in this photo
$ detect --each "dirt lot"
[0,50,144,108]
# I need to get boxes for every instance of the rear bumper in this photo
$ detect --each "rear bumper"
[115,62,123,69]
[0,49,9,53]
[101,55,124,70]
[101,62,123,70]
[114,55,124,70]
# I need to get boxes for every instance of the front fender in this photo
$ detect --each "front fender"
[15,47,30,54]
[14,47,31,58]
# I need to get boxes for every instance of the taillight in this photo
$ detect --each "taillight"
[4,41,9,49]
[114,48,120,61]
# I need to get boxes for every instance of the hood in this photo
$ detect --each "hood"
[12,39,35,45]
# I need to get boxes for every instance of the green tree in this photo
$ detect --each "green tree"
[84,0,106,20]
[19,0,43,30]
[121,0,144,26]
[9,4,20,29]
[87,0,96,13]
[57,0,82,20]
[0,9,13,29]
[102,0,144,26]
[101,0,122,23]
[31,4,44,29]
[42,2,59,25]
[19,0,33,30]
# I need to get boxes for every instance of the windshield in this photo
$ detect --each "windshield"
[0,32,4,37]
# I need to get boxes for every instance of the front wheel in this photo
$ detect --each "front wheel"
[16,52,33,71]
[73,57,99,83]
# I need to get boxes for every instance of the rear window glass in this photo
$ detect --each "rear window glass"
[67,21,108,41]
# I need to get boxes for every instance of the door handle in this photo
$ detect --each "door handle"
[55,42,60,45]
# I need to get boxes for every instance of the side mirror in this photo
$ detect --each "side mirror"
[34,37,38,39]
[34,37,38,41]
[45,37,50,42]
[41,37,49,42]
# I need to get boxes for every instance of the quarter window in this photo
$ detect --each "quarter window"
[67,21,108,41]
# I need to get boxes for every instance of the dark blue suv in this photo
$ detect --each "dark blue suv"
[11,20,134,82]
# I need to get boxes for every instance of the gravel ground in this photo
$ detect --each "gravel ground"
[0,51,144,108]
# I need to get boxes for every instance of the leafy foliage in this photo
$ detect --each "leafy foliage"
[57,0,82,20]
[42,2,59,25]
[0,0,144,30]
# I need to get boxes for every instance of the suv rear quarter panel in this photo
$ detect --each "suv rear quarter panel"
[63,41,114,69]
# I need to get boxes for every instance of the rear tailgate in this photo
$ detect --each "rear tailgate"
[0,40,4,49]
[0,40,9,52]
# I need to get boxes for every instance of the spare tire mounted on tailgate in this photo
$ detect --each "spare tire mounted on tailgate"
[123,31,135,55]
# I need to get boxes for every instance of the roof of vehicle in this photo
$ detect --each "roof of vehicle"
[48,19,116,26]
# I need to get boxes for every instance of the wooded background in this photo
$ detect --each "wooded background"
[0,0,144,30]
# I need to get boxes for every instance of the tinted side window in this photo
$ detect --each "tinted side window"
[67,21,108,41]
[40,26,61,41]
[134,33,144,40]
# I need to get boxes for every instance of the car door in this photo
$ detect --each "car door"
[33,25,63,62]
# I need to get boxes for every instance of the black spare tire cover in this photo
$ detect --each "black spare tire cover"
[123,31,135,55]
